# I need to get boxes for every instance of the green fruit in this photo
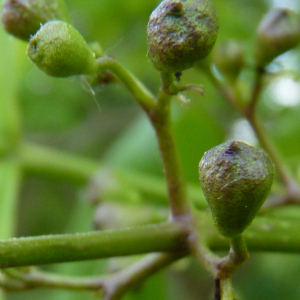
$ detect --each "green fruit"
[213,40,244,82]
[199,141,274,238]
[1,0,71,41]
[147,0,219,73]
[27,21,98,77]
[254,8,300,67]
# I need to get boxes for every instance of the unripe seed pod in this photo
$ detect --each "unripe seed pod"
[147,0,219,73]
[213,40,244,82]
[199,141,274,238]
[254,8,300,67]
[1,0,71,41]
[27,21,98,77]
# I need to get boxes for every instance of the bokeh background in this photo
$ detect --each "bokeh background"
[1,0,300,299]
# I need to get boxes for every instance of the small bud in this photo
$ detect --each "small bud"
[213,40,244,82]
[147,0,219,73]
[27,21,98,77]
[254,8,300,67]
[199,141,274,238]
[1,0,71,41]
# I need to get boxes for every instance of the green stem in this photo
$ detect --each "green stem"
[203,212,300,253]
[0,32,24,242]
[230,235,249,263]
[147,74,192,221]
[192,242,220,276]
[103,253,184,300]
[202,67,243,112]
[220,277,236,300]
[0,32,26,300]
[2,253,184,299]
[18,141,286,210]
[0,213,300,269]
[0,160,22,299]
[206,67,300,204]
[0,160,22,240]
[20,142,99,185]
[20,141,208,208]
[95,58,194,218]
[192,231,248,279]
[244,67,300,203]
[95,57,156,112]
[160,71,175,91]
[245,113,300,204]
[244,67,265,116]
[216,234,249,278]
[1,268,99,290]
[0,222,186,268]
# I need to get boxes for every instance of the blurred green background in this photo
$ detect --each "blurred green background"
[1,0,300,299]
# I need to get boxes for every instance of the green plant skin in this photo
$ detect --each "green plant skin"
[2,211,300,269]
[199,140,274,238]
[0,222,186,268]
[220,277,236,300]
[27,21,98,77]
[1,0,71,41]
[147,0,219,73]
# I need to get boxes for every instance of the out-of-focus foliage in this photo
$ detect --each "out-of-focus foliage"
[1,0,300,299]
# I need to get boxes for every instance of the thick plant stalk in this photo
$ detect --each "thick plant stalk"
[147,72,192,221]
[0,222,186,268]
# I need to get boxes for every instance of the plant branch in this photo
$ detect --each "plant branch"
[213,277,236,300]
[191,221,248,279]
[203,212,300,253]
[2,253,184,300]
[192,241,220,277]
[216,235,249,278]
[20,142,208,208]
[146,72,192,221]
[2,267,99,290]
[20,142,99,185]
[95,56,156,112]
[0,161,22,240]
[244,67,265,118]
[0,222,187,268]
[245,113,300,205]
[19,141,285,209]
[244,67,300,205]
[0,212,300,269]
[0,33,26,300]
[204,67,300,205]
[101,252,184,300]
[219,277,236,300]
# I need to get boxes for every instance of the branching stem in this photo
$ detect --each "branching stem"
[216,235,249,278]
[204,67,300,206]
[96,57,156,112]
[147,72,193,221]
[245,67,300,205]
[1,253,184,300]
[101,253,184,300]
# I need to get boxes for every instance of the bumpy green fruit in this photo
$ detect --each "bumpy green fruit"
[1,0,71,41]
[27,21,98,77]
[199,141,274,238]
[254,8,300,67]
[147,0,219,73]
